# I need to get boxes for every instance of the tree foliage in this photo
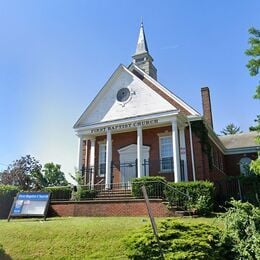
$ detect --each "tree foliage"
[221,123,242,135]
[221,200,260,259]
[245,27,260,99]
[42,163,68,187]
[0,155,44,190]
[0,156,69,190]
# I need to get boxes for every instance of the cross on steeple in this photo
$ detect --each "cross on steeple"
[132,21,157,80]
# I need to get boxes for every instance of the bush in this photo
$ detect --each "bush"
[165,181,214,215]
[75,186,98,200]
[125,218,233,259]
[44,186,72,201]
[0,185,20,219]
[131,176,166,198]
[221,199,260,259]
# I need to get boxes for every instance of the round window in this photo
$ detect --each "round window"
[116,88,130,102]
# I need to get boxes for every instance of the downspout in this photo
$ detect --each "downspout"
[188,121,196,181]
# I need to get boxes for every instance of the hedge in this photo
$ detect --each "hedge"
[0,185,20,219]
[165,181,215,215]
[44,186,72,201]
[76,186,98,200]
[125,218,233,259]
[131,176,166,198]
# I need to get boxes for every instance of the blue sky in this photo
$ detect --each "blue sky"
[0,0,259,178]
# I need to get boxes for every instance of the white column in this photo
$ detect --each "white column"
[105,130,112,189]
[172,118,181,183]
[77,136,84,171]
[137,126,143,178]
[89,138,96,189]
[179,127,188,181]
[84,138,89,185]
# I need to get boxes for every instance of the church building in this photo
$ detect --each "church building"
[74,23,259,189]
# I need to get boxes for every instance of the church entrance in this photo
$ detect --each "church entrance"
[118,144,150,184]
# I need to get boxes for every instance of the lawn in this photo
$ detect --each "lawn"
[0,216,221,259]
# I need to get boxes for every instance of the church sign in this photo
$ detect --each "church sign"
[8,192,51,221]
[90,119,159,134]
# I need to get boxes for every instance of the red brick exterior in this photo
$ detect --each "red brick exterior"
[49,200,174,217]
[83,123,258,186]
[201,87,213,128]
[225,153,258,177]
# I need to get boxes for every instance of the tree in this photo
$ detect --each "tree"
[42,163,68,187]
[0,155,45,190]
[249,115,260,132]
[245,27,260,99]
[221,123,242,135]
[246,27,260,176]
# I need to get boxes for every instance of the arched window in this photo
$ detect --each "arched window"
[239,157,251,176]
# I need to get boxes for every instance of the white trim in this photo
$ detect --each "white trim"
[75,110,179,136]
[172,118,181,182]
[98,143,106,177]
[188,121,196,181]
[105,130,112,189]
[137,126,143,178]
[159,135,173,173]
[77,136,84,171]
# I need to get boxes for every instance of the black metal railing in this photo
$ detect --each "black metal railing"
[48,180,191,210]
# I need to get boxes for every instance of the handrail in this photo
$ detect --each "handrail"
[95,179,104,185]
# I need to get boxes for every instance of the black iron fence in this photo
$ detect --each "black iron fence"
[215,176,260,206]
[48,180,191,211]
[81,158,185,185]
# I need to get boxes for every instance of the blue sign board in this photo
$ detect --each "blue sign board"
[8,192,51,221]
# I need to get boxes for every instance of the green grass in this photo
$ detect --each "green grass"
[0,216,221,259]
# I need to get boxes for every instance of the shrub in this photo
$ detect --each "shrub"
[131,176,166,198]
[165,181,214,215]
[221,199,260,259]
[0,184,20,196]
[0,185,20,219]
[75,186,98,200]
[44,186,72,201]
[125,218,233,259]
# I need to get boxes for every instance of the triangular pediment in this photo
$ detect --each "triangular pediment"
[74,65,178,128]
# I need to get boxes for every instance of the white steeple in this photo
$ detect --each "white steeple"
[132,22,157,80]
[135,21,149,55]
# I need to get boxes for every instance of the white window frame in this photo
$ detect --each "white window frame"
[98,143,106,177]
[159,135,173,172]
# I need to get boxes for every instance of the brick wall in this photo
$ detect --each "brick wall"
[49,200,174,217]
[225,152,258,176]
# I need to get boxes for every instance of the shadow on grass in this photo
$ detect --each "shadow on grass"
[0,248,12,260]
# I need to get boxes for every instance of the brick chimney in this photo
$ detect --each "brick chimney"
[201,87,213,129]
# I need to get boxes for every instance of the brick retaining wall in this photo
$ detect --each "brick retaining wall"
[49,199,175,217]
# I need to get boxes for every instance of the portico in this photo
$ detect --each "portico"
[76,112,189,187]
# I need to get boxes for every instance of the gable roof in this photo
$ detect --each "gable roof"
[128,64,200,116]
[74,64,200,129]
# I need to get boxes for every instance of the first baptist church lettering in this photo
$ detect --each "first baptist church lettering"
[74,22,259,189]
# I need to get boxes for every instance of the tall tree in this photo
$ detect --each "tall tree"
[246,27,260,175]
[221,123,242,135]
[42,163,68,187]
[0,155,45,190]
[245,27,260,99]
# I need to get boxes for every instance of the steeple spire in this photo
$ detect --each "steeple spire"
[134,21,149,55]
[132,21,157,80]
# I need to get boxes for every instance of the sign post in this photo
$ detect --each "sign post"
[141,185,164,259]
[8,192,51,222]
